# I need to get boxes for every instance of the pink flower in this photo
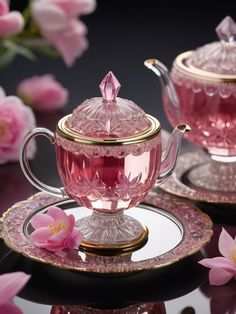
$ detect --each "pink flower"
[47,19,88,67]
[31,0,96,66]
[0,88,36,165]
[17,75,68,111]
[30,206,83,252]
[53,0,96,16]
[0,0,24,37]
[199,228,236,286]
[0,271,31,314]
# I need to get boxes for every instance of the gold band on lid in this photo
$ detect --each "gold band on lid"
[56,114,161,146]
[175,51,236,83]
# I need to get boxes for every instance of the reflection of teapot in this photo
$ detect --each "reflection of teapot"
[145,16,236,193]
[51,303,166,314]
[20,72,189,253]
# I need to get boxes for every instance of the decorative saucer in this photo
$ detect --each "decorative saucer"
[0,191,212,274]
[160,151,236,205]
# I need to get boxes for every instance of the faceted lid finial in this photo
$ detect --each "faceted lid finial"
[187,16,236,75]
[99,71,121,101]
[216,16,236,43]
[66,72,150,138]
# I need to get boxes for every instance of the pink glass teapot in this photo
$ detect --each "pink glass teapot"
[20,72,189,253]
[145,16,236,193]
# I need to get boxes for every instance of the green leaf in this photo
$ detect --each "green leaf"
[3,40,37,61]
[22,6,31,24]
[0,49,17,68]
[28,45,60,58]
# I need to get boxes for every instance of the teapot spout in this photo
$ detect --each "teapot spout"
[156,124,191,185]
[144,59,179,111]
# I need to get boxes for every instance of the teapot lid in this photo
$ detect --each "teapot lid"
[187,16,236,75]
[66,72,151,138]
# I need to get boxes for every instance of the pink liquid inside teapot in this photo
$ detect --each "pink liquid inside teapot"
[20,72,189,253]
[145,16,236,193]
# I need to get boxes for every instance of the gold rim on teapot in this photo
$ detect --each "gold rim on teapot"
[56,114,161,145]
[175,51,236,83]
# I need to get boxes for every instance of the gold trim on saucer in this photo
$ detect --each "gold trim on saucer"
[79,226,149,256]
[175,51,236,83]
[160,151,236,204]
[0,192,213,274]
[56,114,161,145]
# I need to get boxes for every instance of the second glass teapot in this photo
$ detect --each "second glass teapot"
[145,16,236,193]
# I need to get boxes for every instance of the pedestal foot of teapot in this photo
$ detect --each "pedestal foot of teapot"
[76,210,149,255]
[187,160,236,192]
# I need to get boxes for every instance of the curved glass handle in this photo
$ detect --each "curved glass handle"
[20,128,67,197]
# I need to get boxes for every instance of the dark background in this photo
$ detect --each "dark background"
[2,0,236,196]
[1,3,236,312]
[6,0,236,127]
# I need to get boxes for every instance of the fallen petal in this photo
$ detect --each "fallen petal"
[0,272,30,304]
[209,268,234,286]
[0,301,23,314]
[219,228,236,260]
[199,257,236,273]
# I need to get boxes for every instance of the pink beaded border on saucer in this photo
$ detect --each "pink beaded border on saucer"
[0,191,212,274]
[160,150,236,204]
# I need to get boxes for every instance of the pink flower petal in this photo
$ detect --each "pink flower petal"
[53,0,96,16]
[32,1,69,32]
[46,206,68,222]
[64,228,83,249]
[0,301,23,314]
[34,85,68,110]
[209,268,234,286]
[30,227,52,244]
[0,92,36,164]
[0,86,5,99]
[199,257,236,273]
[0,11,24,36]
[219,228,236,260]
[30,213,55,229]
[0,272,30,304]
[34,242,64,252]
[48,229,67,244]
[17,75,68,111]
[66,214,76,234]
[0,0,9,16]
[50,19,88,67]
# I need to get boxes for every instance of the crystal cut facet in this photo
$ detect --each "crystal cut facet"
[216,16,236,43]
[99,71,121,101]
[66,71,150,138]
[188,16,236,74]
